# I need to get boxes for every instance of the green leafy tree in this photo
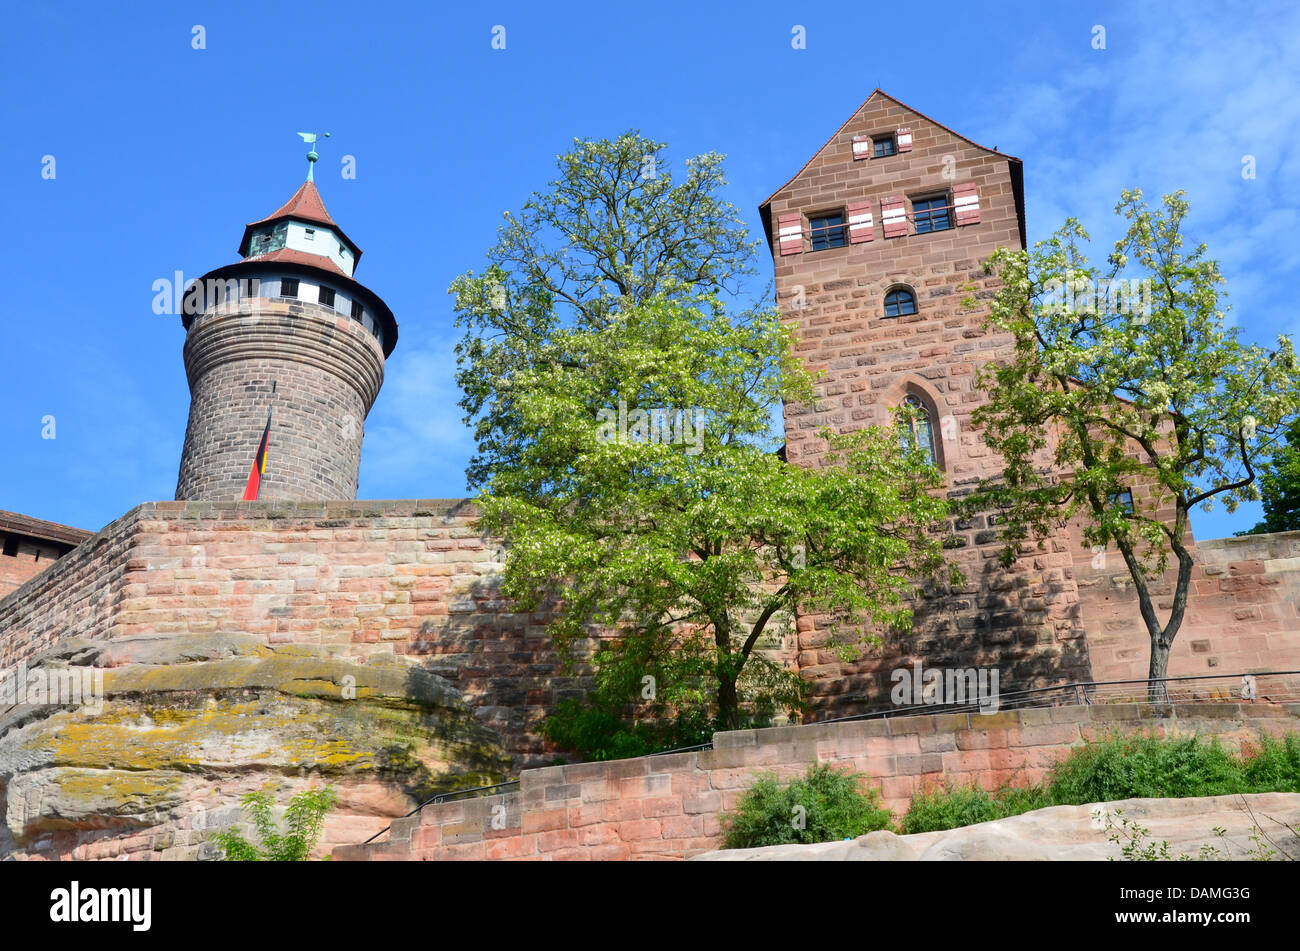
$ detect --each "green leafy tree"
[452,132,955,744]
[1242,417,1300,534]
[212,786,337,861]
[969,190,1300,688]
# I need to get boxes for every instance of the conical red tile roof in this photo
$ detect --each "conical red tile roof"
[247,180,338,230]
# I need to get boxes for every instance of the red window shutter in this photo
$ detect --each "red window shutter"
[846,201,874,243]
[852,134,871,161]
[896,127,913,152]
[881,196,908,238]
[777,213,803,255]
[953,183,981,225]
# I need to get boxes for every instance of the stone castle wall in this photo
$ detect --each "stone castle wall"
[0,499,581,768]
[3,501,1298,752]
[335,701,1300,861]
[1078,530,1300,684]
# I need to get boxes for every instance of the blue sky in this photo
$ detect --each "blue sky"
[2,0,1297,542]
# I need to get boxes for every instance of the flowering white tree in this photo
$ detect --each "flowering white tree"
[970,190,1300,687]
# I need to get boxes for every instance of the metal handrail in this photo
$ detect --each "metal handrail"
[361,779,520,845]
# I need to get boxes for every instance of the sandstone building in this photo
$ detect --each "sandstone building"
[0,95,1297,860]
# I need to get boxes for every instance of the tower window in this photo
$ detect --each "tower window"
[912,195,952,234]
[899,394,938,467]
[350,300,363,321]
[884,287,917,317]
[3,536,17,557]
[808,213,847,252]
[280,278,299,299]
[305,229,315,240]
[1109,489,1135,514]
[873,136,897,158]
[339,244,348,257]
[318,287,336,309]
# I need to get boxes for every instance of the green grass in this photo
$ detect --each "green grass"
[900,731,1300,834]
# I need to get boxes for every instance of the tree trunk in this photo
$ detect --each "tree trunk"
[1147,637,1171,703]
[716,675,740,732]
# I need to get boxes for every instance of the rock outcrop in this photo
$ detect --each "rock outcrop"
[0,633,511,860]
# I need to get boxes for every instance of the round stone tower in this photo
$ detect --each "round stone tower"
[175,171,397,502]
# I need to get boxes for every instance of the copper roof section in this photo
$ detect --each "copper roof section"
[0,509,93,548]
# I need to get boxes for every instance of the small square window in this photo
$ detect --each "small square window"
[1109,489,1135,514]
[318,287,336,309]
[912,195,952,234]
[350,300,363,320]
[339,244,348,257]
[873,136,897,158]
[808,213,847,252]
[281,278,299,299]
[305,229,315,240]
[3,537,18,557]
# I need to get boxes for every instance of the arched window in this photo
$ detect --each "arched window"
[899,393,937,466]
[884,287,917,317]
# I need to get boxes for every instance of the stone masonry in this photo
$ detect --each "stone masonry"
[175,299,385,502]
[761,90,1092,716]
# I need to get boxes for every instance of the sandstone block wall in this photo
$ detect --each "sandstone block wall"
[1079,530,1300,683]
[335,701,1300,861]
[0,500,583,767]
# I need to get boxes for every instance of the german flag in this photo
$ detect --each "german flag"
[241,406,272,501]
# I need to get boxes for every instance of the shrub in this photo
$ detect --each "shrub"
[902,782,1050,834]
[1045,733,1242,804]
[900,730,1300,834]
[721,763,892,849]
[212,786,337,861]
[1239,732,1300,792]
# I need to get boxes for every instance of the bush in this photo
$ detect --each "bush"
[1045,733,1242,803]
[902,782,1050,834]
[900,730,1300,834]
[721,763,893,849]
[1239,732,1300,792]
[538,697,715,761]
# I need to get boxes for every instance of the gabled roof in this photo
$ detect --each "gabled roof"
[239,180,363,264]
[758,89,1025,249]
[0,509,92,548]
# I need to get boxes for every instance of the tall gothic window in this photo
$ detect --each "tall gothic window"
[899,393,937,466]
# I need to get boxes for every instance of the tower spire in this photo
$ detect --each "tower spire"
[297,131,331,182]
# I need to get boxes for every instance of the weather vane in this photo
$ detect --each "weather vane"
[297,131,331,182]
